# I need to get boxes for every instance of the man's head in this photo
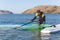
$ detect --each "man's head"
[35,10,41,16]
[36,10,41,13]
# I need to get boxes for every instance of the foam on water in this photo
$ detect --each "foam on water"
[0,25,21,30]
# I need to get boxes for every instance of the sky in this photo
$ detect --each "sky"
[0,0,60,14]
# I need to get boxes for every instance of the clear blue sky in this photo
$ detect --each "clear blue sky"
[0,0,60,13]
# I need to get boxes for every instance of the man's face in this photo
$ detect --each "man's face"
[36,12,40,14]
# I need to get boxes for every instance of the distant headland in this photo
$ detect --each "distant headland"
[0,10,13,14]
[23,5,60,14]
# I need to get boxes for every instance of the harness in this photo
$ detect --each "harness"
[36,13,45,18]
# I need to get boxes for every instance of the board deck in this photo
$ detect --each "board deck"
[18,24,52,31]
[18,24,60,33]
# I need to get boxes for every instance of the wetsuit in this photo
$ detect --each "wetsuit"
[31,11,45,25]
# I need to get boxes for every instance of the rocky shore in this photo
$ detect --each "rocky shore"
[23,6,60,14]
[0,10,13,14]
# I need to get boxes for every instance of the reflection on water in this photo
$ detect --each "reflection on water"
[0,29,60,40]
[41,33,51,40]
[32,32,51,40]
[36,32,60,40]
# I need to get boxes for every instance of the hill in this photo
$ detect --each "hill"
[0,10,13,14]
[23,6,60,14]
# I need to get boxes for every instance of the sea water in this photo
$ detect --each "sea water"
[0,14,60,40]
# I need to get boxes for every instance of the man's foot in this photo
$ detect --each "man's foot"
[52,25,56,27]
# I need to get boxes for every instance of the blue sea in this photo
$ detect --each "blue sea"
[0,14,60,40]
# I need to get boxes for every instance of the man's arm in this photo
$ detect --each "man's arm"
[31,16,36,22]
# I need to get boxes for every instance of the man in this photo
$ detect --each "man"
[15,10,46,29]
[31,10,45,25]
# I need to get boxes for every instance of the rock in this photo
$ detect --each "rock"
[0,10,13,14]
[23,6,60,14]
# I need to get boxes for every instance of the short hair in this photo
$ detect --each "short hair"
[36,10,41,13]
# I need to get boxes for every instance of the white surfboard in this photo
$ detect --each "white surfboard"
[41,24,60,34]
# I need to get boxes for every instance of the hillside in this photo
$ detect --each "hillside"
[0,10,13,14]
[23,6,60,14]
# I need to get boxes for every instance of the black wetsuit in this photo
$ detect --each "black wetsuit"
[31,11,45,25]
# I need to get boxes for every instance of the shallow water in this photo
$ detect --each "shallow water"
[0,14,60,40]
